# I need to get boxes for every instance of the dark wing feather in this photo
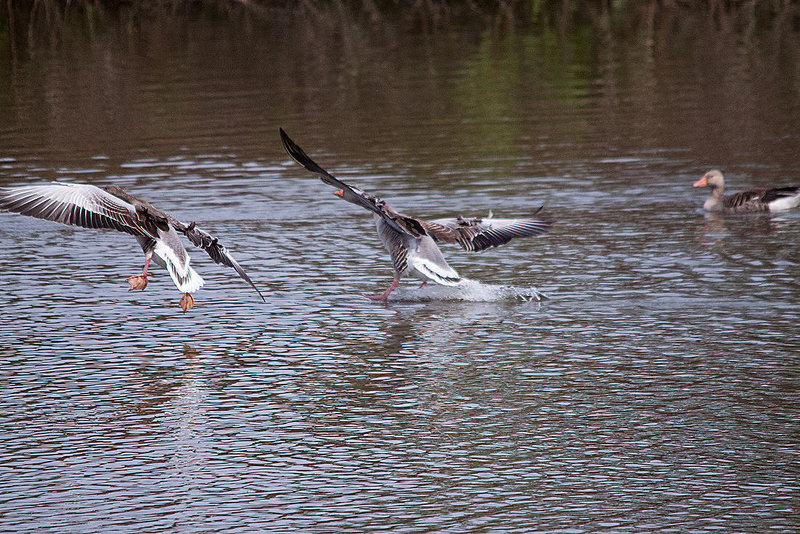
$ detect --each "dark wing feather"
[0,182,156,239]
[173,220,265,302]
[391,244,409,277]
[376,218,410,276]
[280,127,421,237]
[760,186,800,204]
[423,219,481,249]
[722,188,768,210]
[423,215,552,252]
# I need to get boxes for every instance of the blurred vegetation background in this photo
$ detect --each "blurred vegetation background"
[2,0,797,57]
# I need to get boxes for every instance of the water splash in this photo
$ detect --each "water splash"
[387,278,548,302]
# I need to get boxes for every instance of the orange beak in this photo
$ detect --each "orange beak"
[693,176,707,187]
[334,190,344,198]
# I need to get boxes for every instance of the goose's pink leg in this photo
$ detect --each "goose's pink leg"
[363,279,399,301]
[127,253,152,291]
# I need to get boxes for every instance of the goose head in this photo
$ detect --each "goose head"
[334,185,381,206]
[693,170,725,191]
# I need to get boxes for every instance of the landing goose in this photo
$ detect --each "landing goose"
[693,170,800,213]
[0,182,265,311]
[280,128,553,301]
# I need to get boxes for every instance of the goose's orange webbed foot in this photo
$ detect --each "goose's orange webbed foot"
[179,292,194,312]
[127,256,151,291]
[127,274,148,291]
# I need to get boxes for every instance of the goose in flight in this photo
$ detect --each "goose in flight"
[280,128,553,301]
[0,182,264,311]
[693,170,800,213]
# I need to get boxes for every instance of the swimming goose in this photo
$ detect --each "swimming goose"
[0,182,265,311]
[693,170,800,213]
[280,128,553,301]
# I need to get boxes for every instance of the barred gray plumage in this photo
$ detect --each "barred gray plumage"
[0,182,264,309]
[281,128,553,300]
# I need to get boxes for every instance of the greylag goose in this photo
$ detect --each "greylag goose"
[0,182,264,311]
[280,128,553,301]
[693,170,800,213]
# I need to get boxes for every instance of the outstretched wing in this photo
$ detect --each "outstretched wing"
[173,220,265,302]
[0,182,157,239]
[280,127,423,237]
[422,213,552,252]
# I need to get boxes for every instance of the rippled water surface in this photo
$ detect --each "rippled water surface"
[1,4,799,532]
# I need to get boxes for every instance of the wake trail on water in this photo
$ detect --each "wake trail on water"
[386,278,547,302]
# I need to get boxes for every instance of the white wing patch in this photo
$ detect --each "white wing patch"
[482,217,521,226]
[768,193,800,212]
